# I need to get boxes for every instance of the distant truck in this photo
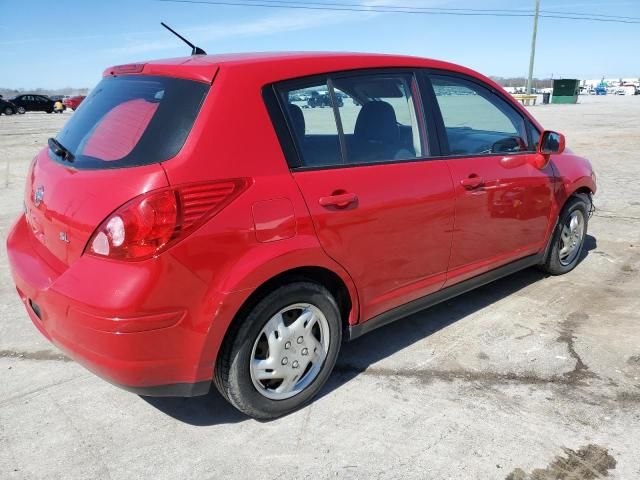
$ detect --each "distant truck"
[594,84,607,95]
[618,84,638,96]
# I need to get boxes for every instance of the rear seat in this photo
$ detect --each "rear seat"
[287,101,415,166]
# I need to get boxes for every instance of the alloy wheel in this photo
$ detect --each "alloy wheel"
[558,210,585,266]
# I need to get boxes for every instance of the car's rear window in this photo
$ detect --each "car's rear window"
[52,75,209,169]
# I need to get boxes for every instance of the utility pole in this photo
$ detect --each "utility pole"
[526,0,540,94]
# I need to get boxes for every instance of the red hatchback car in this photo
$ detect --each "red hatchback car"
[62,95,86,111]
[7,52,595,419]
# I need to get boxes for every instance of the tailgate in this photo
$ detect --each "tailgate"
[24,149,168,268]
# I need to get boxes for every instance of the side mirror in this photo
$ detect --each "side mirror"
[539,130,566,155]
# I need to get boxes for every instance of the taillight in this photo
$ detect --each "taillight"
[86,179,249,261]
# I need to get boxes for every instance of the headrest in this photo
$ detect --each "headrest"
[354,101,399,144]
[288,104,305,140]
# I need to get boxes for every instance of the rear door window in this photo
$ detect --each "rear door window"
[333,73,424,163]
[276,71,426,168]
[52,75,209,169]
[430,75,530,156]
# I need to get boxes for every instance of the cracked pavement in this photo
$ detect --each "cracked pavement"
[1,95,639,479]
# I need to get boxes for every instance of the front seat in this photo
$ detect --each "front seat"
[352,101,405,163]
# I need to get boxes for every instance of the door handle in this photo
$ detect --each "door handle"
[460,174,484,190]
[319,192,358,208]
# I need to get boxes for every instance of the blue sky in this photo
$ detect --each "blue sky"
[1,0,638,88]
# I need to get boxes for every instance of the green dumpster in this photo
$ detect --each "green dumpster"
[552,79,580,104]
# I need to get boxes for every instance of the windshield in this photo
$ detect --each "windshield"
[52,75,209,169]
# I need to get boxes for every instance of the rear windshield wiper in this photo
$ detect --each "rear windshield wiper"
[48,137,75,163]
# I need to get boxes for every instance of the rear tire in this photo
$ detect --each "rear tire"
[3,107,13,115]
[540,194,590,275]
[214,281,342,419]
[17,106,25,114]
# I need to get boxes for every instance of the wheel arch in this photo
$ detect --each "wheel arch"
[560,184,594,214]
[541,182,594,264]
[232,266,354,332]
[572,185,594,201]
[198,257,360,379]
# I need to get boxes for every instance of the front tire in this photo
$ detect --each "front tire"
[214,281,342,419]
[3,107,14,115]
[17,106,25,114]
[540,194,590,275]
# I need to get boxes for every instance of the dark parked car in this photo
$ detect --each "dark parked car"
[307,91,342,108]
[0,97,17,115]
[10,94,55,114]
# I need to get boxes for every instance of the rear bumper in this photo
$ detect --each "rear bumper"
[18,291,210,397]
[6,216,244,397]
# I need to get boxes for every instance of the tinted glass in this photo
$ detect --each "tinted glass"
[529,122,541,150]
[52,75,208,169]
[333,73,424,163]
[280,83,342,167]
[431,75,529,155]
[277,72,425,168]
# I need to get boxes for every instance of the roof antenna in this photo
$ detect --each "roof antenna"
[161,22,206,55]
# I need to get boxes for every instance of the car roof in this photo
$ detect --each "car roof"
[103,51,490,86]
